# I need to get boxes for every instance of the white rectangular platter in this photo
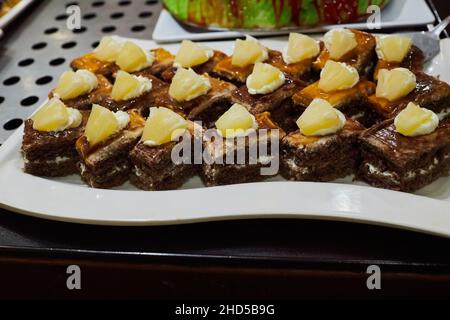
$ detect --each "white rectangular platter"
[153,0,436,43]
[0,0,35,29]
[0,36,450,238]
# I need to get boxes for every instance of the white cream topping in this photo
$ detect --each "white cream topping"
[314,109,346,136]
[246,63,286,95]
[114,111,130,132]
[54,108,82,132]
[173,43,214,69]
[122,75,153,101]
[76,70,98,93]
[216,114,258,139]
[394,108,439,137]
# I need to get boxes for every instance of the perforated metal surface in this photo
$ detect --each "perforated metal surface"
[0,0,161,143]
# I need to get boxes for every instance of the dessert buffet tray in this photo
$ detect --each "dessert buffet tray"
[153,0,436,43]
[0,0,34,29]
[0,37,450,238]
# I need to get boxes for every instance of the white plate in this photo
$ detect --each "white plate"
[153,0,436,43]
[0,0,35,29]
[1,37,450,237]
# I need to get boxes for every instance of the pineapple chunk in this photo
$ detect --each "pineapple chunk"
[174,40,213,68]
[32,98,69,132]
[247,62,285,95]
[376,35,412,62]
[116,41,155,73]
[376,68,416,102]
[141,107,188,146]
[54,70,98,100]
[318,60,359,93]
[215,103,257,138]
[324,28,357,60]
[84,104,120,146]
[395,102,439,137]
[94,36,124,62]
[296,98,346,137]
[169,68,211,102]
[232,35,268,68]
[111,71,152,101]
[283,33,320,64]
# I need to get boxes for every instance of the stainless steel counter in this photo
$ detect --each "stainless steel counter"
[0,0,162,143]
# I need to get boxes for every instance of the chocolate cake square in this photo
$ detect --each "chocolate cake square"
[267,48,322,84]
[72,48,175,82]
[232,77,304,133]
[130,123,200,191]
[76,110,145,189]
[212,55,254,85]
[22,111,90,177]
[358,118,450,192]
[71,53,119,80]
[314,29,376,78]
[202,112,285,186]
[101,74,167,117]
[48,74,112,110]
[292,80,378,127]
[374,45,424,80]
[152,75,237,128]
[368,72,450,120]
[161,50,228,82]
[281,119,364,182]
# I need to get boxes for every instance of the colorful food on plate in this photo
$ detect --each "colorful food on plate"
[163,0,390,30]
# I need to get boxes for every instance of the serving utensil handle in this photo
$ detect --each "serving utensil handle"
[430,15,450,39]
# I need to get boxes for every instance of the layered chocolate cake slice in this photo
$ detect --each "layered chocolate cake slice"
[76,105,145,189]
[49,69,112,110]
[232,62,303,133]
[130,107,199,191]
[153,68,236,128]
[22,98,89,177]
[313,28,376,78]
[71,36,122,79]
[281,99,364,182]
[293,60,377,127]
[71,37,174,81]
[359,103,450,192]
[373,35,424,80]
[202,104,285,186]
[368,69,450,120]
[161,40,227,82]
[213,36,268,85]
[267,33,322,84]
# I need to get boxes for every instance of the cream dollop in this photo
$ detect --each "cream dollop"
[123,75,152,101]
[394,102,439,137]
[296,98,346,136]
[246,63,285,95]
[169,68,212,102]
[114,111,130,132]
